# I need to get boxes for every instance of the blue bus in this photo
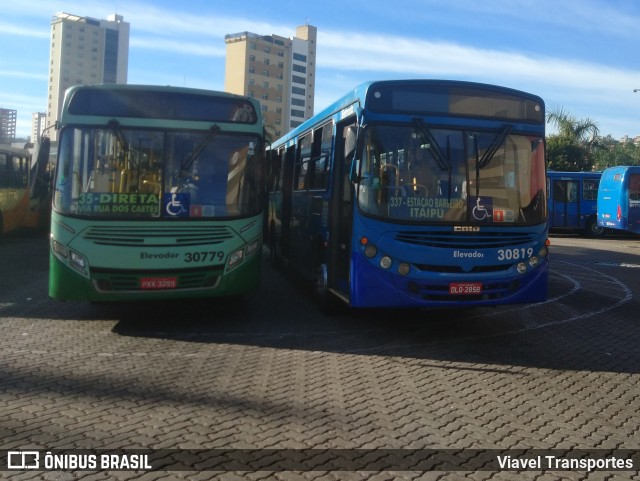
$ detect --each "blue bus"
[547,171,603,237]
[597,165,640,234]
[267,80,549,309]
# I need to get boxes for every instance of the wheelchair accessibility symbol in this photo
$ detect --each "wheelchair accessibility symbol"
[471,196,492,221]
[164,188,190,217]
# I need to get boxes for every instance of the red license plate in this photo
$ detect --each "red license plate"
[449,282,482,295]
[140,277,177,290]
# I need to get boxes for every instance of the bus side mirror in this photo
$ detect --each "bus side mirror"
[345,126,359,182]
[345,126,357,159]
[350,158,361,183]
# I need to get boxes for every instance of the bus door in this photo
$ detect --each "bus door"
[628,172,640,233]
[551,179,579,228]
[327,120,357,298]
[280,145,295,258]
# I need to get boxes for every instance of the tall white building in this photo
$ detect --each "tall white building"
[46,12,129,141]
[31,112,46,143]
[224,24,317,139]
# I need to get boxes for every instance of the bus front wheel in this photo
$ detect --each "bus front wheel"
[314,262,341,314]
[585,217,604,237]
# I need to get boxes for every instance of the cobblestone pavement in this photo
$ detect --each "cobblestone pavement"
[1,232,639,481]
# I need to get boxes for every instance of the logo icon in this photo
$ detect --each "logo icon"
[8,451,39,469]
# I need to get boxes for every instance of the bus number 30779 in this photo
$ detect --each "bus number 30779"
[184,251,225,263]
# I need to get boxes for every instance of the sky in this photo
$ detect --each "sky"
[2,0,640,141]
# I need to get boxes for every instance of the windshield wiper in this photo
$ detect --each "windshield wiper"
[412,118,449,171]
[477,125,511,169]
[181,124,221,171]
[471,125,512,199]
[108,119,128,153]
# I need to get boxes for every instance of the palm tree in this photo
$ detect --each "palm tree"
[547,108,599,143]
[546,108,600,171]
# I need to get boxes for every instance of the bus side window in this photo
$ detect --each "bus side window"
[294,133,312,191]
[630,174,640,200]
[308,123,333,191]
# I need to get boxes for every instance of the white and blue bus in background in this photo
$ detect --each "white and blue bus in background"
[547,171,604,237]
[597,165,640,234]
[266,79,549,310]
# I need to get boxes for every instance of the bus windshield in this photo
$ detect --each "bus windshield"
[53,126,262,219]
[356,124,546,225]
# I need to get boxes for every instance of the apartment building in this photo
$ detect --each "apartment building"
[46,12,129,141]
[0,108,17,144]
[224,24,317,139]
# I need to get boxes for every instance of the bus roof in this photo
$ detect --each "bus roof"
[601,165,640,177]
[272,79,544,149]
[0,145,31,157]
[59,84,262,127]
[547,171,602,178]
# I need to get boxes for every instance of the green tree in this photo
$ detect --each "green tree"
[591,135,640,170]
[546,108,599,171]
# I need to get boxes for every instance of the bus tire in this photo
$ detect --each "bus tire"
[268,221,281,267]
[314,262,342,315]
[585,217,604,237]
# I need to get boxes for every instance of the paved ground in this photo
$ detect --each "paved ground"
[1,231,639,480]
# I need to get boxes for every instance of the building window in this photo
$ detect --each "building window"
[293,64,306,74]
[292,75,305,84]
[292,86,305,95]
[291,98,305,107]
[293,53,307,62]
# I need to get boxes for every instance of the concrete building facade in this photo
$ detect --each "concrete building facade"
[46,12,129,141]
[224,24,317,139]
[0,108,17,144]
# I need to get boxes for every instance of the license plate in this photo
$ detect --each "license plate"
[449,282,482,295]
[140,277,177,290]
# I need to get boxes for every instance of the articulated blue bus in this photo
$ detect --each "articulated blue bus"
[267,80,549,309]
[597,165,640,234]
[547,171,603,237]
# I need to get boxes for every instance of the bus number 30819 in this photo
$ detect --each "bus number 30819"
[184,251,225,263]
[497,247,534,261]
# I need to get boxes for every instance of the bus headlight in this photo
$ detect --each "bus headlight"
[516,262,528,274]
[246,239,259,257]
[538,245,549,258]
[364,244,377,258]
[69,250,88,274]
[52,240,69,259]
[528,256,540,268]
[227,248,244,269]
[398,263,411,276]
[380,256,392,269]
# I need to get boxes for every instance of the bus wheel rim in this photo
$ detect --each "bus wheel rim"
[315,263,328,297]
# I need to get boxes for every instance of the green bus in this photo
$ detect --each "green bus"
[50,84,264,301]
